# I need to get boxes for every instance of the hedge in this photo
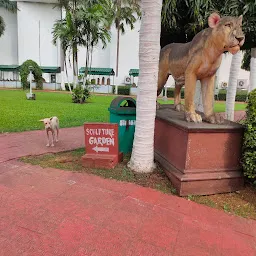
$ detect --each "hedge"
[216,89,248,102]
[112,85,130,95]
[242,89,256,182]
[165,88,248,102]
[19,60,43,90]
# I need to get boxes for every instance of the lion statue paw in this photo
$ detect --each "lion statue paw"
[185,112,202,123]
[204,114,224,124]
[174,103,185,112]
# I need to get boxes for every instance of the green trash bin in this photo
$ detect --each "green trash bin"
[108,96,136,154]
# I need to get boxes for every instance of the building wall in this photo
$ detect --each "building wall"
[16,2,61,68]
[0,3,251,88]
[0,8,18,65]
[109,20,140,85]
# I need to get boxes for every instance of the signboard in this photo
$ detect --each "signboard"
[237,79,248,90]
[84,123,118,155]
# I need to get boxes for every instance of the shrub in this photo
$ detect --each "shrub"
[118,85,130,95]
[242,89,256,181]
[216,89,247,102]
[166,88,185,98]
[19,60,43,89]
[72,85,90,103]
[163,88,247,102]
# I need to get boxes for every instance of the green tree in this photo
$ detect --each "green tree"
[53,0,112,88]
[52,10,83,89]
[54,0,86,88]
[77,3,111,84]
[107,0,141,77]
[0,0,17,37]
[161,0,219,46]
[221,0,256,119]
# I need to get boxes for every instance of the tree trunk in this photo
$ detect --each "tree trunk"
[225,51,242,121]
[60,46,65,91]
[128,0,162,173]
[194,68,220,113]
[116,25,120,77]
[194,81,204,112]
[60,7,65,91]
[73,44,78,89]
[249,48,256,92]
[64,59,72,94]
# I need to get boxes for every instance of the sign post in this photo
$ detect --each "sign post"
[82,123,123,169]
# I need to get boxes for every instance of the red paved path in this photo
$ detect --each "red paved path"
[0,127,85,163]
[1,124,256,256]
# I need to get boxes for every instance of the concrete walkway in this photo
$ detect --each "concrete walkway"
[0,126,255,256]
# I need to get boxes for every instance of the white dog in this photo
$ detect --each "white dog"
[39,116,59,147]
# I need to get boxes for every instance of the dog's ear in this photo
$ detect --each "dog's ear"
[39,119,45,122]
[50,117,53,121]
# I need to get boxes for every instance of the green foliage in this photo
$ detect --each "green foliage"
[165,88,248,102]
[242,49,251,71]
[167,88,185,98]
[72,85,91,103]
[117,86,130,95]
[0,0,17,37]
[0,16,5,37]
[0,0,18,12]
[216,89,248,102]
[112,85,130,95]
[242,89,256,180]
[19,60,43,90]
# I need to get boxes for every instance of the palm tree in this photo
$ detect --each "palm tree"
[55,0,84,88]
[128,0,162,173]
[221,0,256,120]
[0,0,17,37]
[108,0,140,77]
[77,3,111,84]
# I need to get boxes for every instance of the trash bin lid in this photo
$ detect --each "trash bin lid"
[108,96,136,115]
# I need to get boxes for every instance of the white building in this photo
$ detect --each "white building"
[0,0,250,90]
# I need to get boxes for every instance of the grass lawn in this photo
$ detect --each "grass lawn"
[0,89,247,133]
[0,89,116,133]
[21,148,256,220]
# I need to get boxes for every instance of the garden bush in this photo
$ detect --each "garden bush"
[117,85,130,95]
[72,85,90,103]
[242,89,256,182]
[165,88,247,102]
[166,88,185,98]
[19,60,43,89]
[216,89,247,102]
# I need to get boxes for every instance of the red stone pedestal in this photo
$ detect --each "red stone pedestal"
[82,123,123,169]
[82,152,123,169]
[154,105,244,196]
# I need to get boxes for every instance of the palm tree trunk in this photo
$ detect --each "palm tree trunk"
[116,24,120,77]
[225,51,242,121]
[60,47,65,91]
[194,81,204,112]
[83,43,90,88]
[249,48,256,92]
[195,67,220,113]
[64,58,72,94]
[73,44,78,88]
[128,0,162,173]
